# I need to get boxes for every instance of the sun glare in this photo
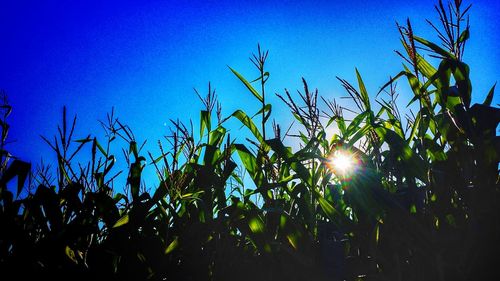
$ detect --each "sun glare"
[328,150,357,175]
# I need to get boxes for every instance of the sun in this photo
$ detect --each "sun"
[328,150,357,176]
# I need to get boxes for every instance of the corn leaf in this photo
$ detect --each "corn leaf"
[229,66,264,102]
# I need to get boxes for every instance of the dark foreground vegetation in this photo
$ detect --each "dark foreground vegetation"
[1,1,498,280]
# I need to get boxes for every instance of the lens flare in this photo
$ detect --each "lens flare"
[328,150,357,176]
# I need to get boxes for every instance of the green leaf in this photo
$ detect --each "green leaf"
[129,159,144,201]
[234,144,264,187]
[74,137,92,143]
[225,110,269,150]
[165,237,179,254]
[400,68,431,109]
[129,141,138,159]
[250,71,270,83]
[347,123,371,146]
[94,139,108,157]
[252,103,272,124]
[229,66,264,102]
[483,82,496,106]
[248,217,265,234]
[337,116,347,136]
[113,214,129,228]
[208,126,227,146]
[458,28,469,43]
[355,68,370,111]
[377,71,406,96]
[415,54,438,85]
[346,111,368,137]
[279,214,302,250]
[421,59,451,107]
[430,194,437,202]
[200,110,210,137]
[408,111,421,142]
[103,155,115,177]
[229,110,263,141]
[450,60,472,108]
[410,204,417,214]
[266,138,313,187]
[413,35,455,59]
[65,246,78,264]
[317,195,340,222]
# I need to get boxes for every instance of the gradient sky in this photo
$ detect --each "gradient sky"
[1,0,499,189]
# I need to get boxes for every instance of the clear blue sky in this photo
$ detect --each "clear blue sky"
[1,0,499,189]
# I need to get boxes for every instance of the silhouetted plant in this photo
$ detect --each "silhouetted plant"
[0,1,498,280]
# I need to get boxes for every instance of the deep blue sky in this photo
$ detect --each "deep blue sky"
[1,0,499,189]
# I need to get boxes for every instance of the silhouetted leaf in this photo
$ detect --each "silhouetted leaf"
[0,159,31,196]
[483,82,496,106]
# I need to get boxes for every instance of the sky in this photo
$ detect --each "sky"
[0,0,499,190]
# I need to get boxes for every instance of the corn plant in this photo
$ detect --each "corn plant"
[0,1,498,280]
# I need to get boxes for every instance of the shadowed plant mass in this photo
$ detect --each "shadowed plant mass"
[0,1,499,280]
